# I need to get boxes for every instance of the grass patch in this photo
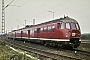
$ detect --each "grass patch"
[0,40,38,60]
[0,54,3,60]
[77,41,90,52]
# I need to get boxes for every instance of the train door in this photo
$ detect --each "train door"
[57,22,66,39]
[37,28,40,38]
[21,31,23,38]
[15,32,16,38]
[28,30,30,38]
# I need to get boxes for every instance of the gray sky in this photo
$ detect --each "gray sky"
[0,0,90,34]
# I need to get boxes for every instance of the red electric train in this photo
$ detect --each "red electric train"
[8,16,81,48]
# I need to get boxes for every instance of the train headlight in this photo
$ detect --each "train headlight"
[72,33,76,36]
[66,33,68,37]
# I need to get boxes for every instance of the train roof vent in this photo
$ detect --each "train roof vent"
[25,25,34,28]
[64,15,68,18]
[60,15,69,20]
[25,25,30,28]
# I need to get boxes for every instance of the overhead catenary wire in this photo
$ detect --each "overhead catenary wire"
[9,7,20,20]
[8,0,30,23]
[17,20,25,26]
[8,0,14,5]
[77,14,90,19]
[7,0,71,21]
[2,0,15,35]
[4,0,21,23]
[4,0,14,9]
[9,5,20,7]
[5,0,90,31]
[20,0,31,7]
[73,7,90,17]
[29,0,90,21]
[7,0,90,22]
[75,6,90,14]
[48,0,70,10]
[28,0,70,19]
[3,0,31,31]
[9,0,55,29]
[20,0,52,20]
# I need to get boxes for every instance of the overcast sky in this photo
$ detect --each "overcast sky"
[0,0,90,34]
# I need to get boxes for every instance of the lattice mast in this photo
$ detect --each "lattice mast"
[2,0,5,35]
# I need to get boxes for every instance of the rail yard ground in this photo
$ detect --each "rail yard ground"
[0,39,38,60]
[77,40,90,52]
[0,39,90,60]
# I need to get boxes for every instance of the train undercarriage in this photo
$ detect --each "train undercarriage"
[8,37,81,49]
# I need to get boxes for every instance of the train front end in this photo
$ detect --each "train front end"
[69,23,81,48]
[64,19,81,48]
[57,17,81,48]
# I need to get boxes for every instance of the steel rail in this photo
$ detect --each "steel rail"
[3,39,82,60]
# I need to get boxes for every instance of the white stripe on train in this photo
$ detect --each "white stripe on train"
[9,36,81,41]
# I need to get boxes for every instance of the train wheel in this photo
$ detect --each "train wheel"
[44,42,50,47]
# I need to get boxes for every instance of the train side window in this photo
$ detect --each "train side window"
[66,23,70,29]
[61,23,64,29]
[40,28,43,33]
[52,26,55,32]
[48,26,51,32]
[34,29,37,33]
[33,29,34,34]
[30,30,32,35]
[44,27,47,32]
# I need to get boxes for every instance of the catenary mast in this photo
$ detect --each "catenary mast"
[2,0,5,35]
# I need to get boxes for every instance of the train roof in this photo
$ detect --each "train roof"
[25,16,77,27]
[11,16,78,32]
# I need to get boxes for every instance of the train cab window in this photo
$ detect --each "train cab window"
[52,26,55,32]
[71,23,76,30]
[57,23,61,29]
[48,26,51,32]
[44,27,47,32]
[66,23,70,29]
[76,23,80,30]
[61,23,64,29]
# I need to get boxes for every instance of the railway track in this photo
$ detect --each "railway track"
[1,38,90,60]
[72,49,90,56]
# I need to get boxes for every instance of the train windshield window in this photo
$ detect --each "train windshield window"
[71,23,76,30]
[66,23,70,29]
[61,23,64,29]
[76,23,79,30]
